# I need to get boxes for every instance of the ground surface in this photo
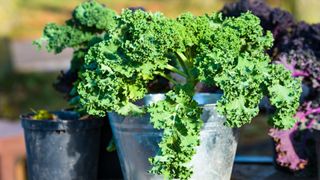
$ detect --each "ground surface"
[231,164,316,180]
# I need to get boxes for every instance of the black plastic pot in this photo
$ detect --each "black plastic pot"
[21,111,103,180]
[98,116,123,180]
[313,130,320,180]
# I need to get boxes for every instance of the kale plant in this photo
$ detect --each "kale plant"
[222,0,320,173]
[34,1,117,99]
[35,1,170,100]
[74,6,301,179]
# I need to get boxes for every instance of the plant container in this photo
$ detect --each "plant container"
[98,116,123,179]
[21,110,103,180]
[108,93,239,180]
[313,127,320,180]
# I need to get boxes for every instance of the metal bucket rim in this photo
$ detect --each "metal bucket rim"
[141,93,222,106]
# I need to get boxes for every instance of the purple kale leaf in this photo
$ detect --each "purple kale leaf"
[276,22,320,58]
[275,50,320,89]
[221,0,295,41]
[269,100,320,171]
[269,127,309,171]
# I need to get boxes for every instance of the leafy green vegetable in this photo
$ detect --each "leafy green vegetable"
[34,1,301,178]
[74,8,301,179]
[266,64,302,129]
[148,87,202,180]
[33,23,96,53]
[34,0,117,54]
[34,0,117,100]
[73,0,117,30]
[222,1,320,172]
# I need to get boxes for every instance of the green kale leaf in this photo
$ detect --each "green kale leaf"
[148,88,202,180]
[73,0,117,30]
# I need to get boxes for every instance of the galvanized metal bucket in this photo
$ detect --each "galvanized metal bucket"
[108,93,239,180]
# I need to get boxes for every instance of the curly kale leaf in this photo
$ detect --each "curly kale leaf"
[275,50,320,90]
[277,22,320,59]
[34,1,117,54]
[176,12,222,50]
[192,12,274,127]
[35,0,117,100]
[148,88,202,180]
[194,12,273,83]
[194,12,300,129]
[114,9,186,65]
[34,23,96,53]
[266,64,302,129]
[269,127,309,171]
[221,1,320,172]
[76,40,147,116]
[214,57,268,127]
[73,0,117,30]
[76,9,189,116]
[221,0,295,41]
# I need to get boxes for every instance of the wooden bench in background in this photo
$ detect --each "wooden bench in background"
[0,120,26,180]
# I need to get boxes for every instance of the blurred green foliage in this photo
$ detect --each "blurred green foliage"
[0,39,68,120]
[0,71,69,120]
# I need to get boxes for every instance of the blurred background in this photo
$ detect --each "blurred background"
[0,0,320,179]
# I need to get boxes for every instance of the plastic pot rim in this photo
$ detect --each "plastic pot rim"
[21,110,104,131]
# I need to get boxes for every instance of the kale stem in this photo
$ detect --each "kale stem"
[166,64,188,78]
[176,51,188,62]
[158,72,179,85]
[176,52,191,77]
[176,51,197,87]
